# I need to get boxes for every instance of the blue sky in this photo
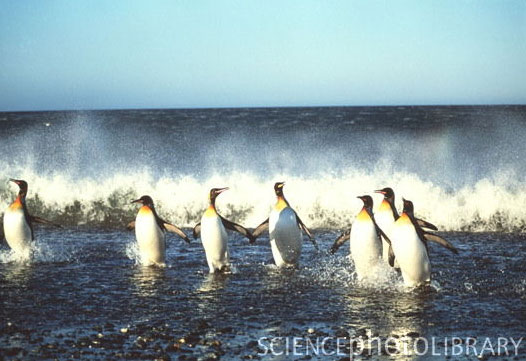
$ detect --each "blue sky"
[0,0,525,111]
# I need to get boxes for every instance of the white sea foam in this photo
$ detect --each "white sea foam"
[1,165,525,232]
[0,240,74,264]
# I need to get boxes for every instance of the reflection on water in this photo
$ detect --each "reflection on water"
[339,286,432,360]
[130,265,166,297]
[3,262,34,284]
[197,273,230,293]
[1,228,525,360]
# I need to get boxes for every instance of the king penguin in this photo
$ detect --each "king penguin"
[193,188,254,273]
[374,187,441,268]
[330,195,391,280]
[2,179,60,256]
[127,195,190,267]
[390,198,458,287]
[374,188,399,264]
[253,182,317,268]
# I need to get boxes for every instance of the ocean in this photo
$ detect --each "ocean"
[0,106,525,360]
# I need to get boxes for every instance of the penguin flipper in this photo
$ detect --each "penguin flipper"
[294,213,314,239]
[330,230,350,254]
[30,215,62,228]
[294,212,318,250]
[252,218,269,239]
[388,245,396,267]
[219,216,255,243]
[424,232,458,254]
[373,221,392,246]
[416,218,438,231]
[193,223,201,239]
[163,222,191,243]
[126,221,135,231]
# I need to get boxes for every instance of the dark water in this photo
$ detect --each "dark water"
[1,106,526,360]
[1,230,525,360]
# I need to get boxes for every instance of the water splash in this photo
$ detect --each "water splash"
[1,107,525,232]
[1,169,525,232]
[0,240,76,264]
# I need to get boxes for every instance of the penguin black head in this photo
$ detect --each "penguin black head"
[9,178,28,196]
[274,182,285,197]
[209,187,228,204]
[131,195,155,207]
[402,198,414,215]
[375,187,395,201]
[357,195,373,209]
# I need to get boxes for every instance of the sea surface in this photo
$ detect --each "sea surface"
[0,106,525,360]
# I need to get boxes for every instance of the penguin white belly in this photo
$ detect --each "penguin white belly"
[269,207,302,267]
[350,219,382,279]
[135,212,166,266]
[391,223,431,286]
[200,214,229,273]
[3,208,32,254]
[375,210,397,264]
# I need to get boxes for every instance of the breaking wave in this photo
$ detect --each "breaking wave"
[0,168,524,232]
[1,106,525,233]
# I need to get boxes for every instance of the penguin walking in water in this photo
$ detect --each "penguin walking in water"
[127,195,190,267]
[252,182,317,268]
[374,187,438,265]
[2,179,61,256]
[193,188,254,273]
[390,198,458,287]
[330,195,391,280]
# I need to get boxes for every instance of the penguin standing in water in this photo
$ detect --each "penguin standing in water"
[330,195,391,280]
[390,198,458,287]
[374,188,399,263]
[374,187,441,267]
[2,179,61,256]
[252,182,317,268]
[127,195,190,267]
[193,188,254,273]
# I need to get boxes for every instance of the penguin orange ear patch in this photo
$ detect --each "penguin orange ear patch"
[356,209,370,221]
[398,213,413,225]
[204,205,217,217]
[274,197,288,211]
[9,196,24,210]
[379,199,391,212]
[138,206,152,215]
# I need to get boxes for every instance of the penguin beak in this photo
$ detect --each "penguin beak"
[131,198,142,204]
[8,178,19,185]
[217,187,229,194]
[374,189,385,195]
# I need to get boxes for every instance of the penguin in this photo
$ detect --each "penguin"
[252,182,317,268]
[2,179,60,255]
[373,188,399,263]
[390,198,458,287]
[374,188,457,257]
[193,187,254,273]
[329,195,391,280]
[127,195,190,267]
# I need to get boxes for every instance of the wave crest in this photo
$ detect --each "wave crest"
[1,168,525,233]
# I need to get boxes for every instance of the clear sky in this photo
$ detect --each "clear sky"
[0,0,525,111]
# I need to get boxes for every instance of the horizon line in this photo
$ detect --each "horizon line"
[1,102,525,114]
